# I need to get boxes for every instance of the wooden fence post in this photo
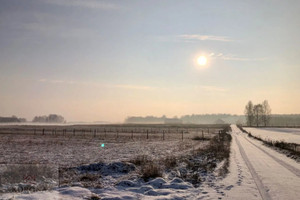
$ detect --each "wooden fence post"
[147,130,149,139]
[182,130,183,140]
[73,129,75,136]
[163,130,165,140]
[42,129,45,135]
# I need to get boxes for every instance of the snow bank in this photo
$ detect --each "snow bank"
[0,186,94,200]
[244,127,300,144]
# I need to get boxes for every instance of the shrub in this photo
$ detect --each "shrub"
[130,155,150,166]
[88,194,101,200]
[141,162,162,181]
[79,173,100,182]
[163,155,177,169]
[192,136,210,141]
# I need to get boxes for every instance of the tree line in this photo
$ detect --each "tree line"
[0,116,26,123]
[32,114,65,123]
[125,114,244,124]
[244,100,271,127]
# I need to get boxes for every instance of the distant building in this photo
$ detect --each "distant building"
[215,119,225,124]
[164,118,183,124]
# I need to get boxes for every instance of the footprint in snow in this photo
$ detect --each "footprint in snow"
[225,185,234,190]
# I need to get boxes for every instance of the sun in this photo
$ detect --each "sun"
[197,56,207,66]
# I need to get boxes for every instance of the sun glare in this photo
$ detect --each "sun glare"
[197,56,207,66]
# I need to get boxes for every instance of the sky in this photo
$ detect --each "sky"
[0,0,300,123]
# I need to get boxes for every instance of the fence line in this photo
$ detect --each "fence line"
[0,127,222,141]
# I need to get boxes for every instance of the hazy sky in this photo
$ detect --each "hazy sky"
[1,0,300,122]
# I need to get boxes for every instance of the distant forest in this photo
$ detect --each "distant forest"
[125,114,300,126]
[0,114,66,123]
[269,114,300,126]
[0,116,26,123]
[125,114,244,124]
[32,114,65,123]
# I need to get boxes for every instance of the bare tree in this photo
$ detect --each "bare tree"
[253,104,263,127]
[262,100,271,126]
[244,101,254,126]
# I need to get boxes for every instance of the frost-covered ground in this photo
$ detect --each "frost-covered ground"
[244,127,300,144]
[2,125,300,199]
[1,132,227,199]
[0,134,207,168]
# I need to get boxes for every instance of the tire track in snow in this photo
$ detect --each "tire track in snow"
[234,135,272,200]
[243,135,300,178]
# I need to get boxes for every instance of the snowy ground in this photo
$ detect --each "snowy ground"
[244,127,300,144]
[0,131,218,199]
[2,125,300,199]
[0,134,209,168]
[225,125,300,199]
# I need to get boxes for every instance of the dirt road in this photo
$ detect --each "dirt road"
[224,125,300,200]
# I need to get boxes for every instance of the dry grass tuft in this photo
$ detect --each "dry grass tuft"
[163,155,177,169]
[141,162,162,181]
[87,194,101,200]
[130,155,162,181]
[192,136,210,141]
[79,173,101,182]
[129,155,150,166]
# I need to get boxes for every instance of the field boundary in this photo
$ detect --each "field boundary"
[238,125,300,162]
[0,125,226,141]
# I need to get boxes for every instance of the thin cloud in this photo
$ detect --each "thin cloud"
[209,52,267,61]
[112,84,155,90]
[199,85,228,92]
[22,12,100,39]
[44,0,120,10]
[178,34,233,42]
[25,22,99,39]
[38,79,155,90]
[221,56,267,61]
[38,79,75,84]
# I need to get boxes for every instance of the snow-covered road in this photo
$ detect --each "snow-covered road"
[225,125,300,200]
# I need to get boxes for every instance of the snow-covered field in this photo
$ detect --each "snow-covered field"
[0,127,231,200]
[0,134,205,168]
[2,125,300,199]
[243,127,300,144]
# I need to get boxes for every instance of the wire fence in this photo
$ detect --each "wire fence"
[0,126,225,141]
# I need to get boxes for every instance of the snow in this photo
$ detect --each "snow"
[244,127,300,144]
[0,134,206,168]
[0,187,93,200]
[2,125,300,199]
[229,125,300,199]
